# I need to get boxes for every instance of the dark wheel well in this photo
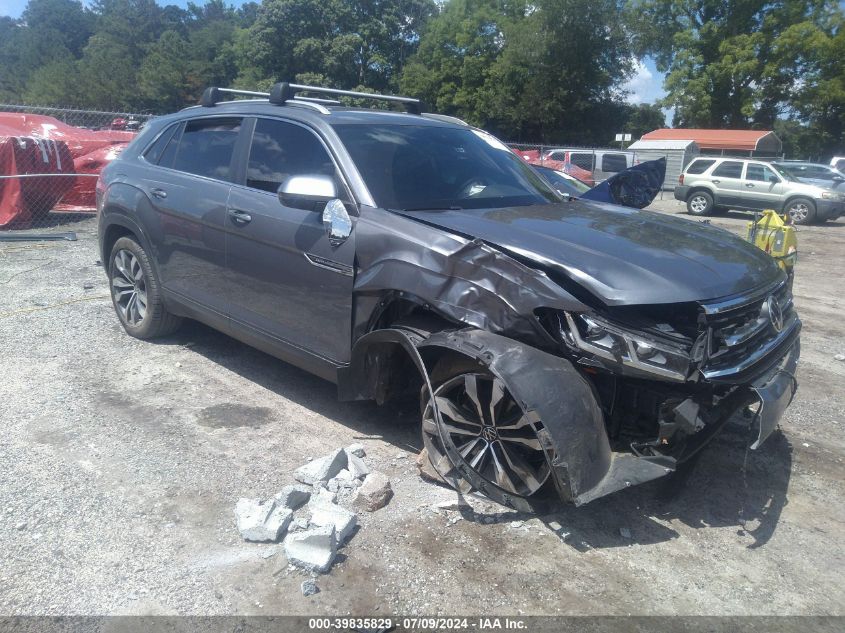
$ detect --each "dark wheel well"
[101,224,135,266]
[685,186,713,200]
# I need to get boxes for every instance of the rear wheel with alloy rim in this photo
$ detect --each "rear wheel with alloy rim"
[686,190,714,216]
[421,363,555,510]
[108,236,182,339]
[784,197,816,225]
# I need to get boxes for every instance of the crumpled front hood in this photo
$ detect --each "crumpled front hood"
[398,201,783,306]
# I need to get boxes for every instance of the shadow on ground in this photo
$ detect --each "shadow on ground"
[155,319,793,553]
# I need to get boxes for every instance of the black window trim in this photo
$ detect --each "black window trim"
[230,115,357,212]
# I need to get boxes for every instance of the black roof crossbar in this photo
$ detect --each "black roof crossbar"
[200,87,269,107]
[269,82,422,114]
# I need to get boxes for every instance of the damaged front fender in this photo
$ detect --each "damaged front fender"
[340,325,676,510]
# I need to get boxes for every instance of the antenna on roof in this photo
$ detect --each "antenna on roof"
[270,82,422,114]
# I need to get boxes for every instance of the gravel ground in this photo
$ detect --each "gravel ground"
[0,203,843,616]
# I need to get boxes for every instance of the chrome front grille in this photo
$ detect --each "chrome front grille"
[700,279,800,383]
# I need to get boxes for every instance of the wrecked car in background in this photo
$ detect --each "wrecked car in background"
[97,83,801,512]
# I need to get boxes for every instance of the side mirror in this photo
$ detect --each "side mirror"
[832,175,844,183]
[323,199,352,246]
[769,175,779,184]
[278,175,337,209]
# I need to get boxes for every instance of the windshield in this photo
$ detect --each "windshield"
[334,124,560,210]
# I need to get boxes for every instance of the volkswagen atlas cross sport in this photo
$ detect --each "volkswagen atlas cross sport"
[97,83,801,512]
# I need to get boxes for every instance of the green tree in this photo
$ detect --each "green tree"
[138,30,195,111]
[623,102,666,140]
[625,0,838,129]
[401,0,634,142]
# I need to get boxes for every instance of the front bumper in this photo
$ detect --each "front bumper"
[815,199,844,220]
[749,339,800,449]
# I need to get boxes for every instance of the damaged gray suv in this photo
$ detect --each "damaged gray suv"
[97,83,801,512]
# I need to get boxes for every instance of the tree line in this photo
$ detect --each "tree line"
[0,0,842,156]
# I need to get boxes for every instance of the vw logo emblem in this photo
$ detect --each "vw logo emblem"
[766,295,784,332]
[480,425,498,442]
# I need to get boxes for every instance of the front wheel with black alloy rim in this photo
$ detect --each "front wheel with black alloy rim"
[686,190,714,216]
[420,360,557,512]
[108,236,182,339]
[784,197,817,225]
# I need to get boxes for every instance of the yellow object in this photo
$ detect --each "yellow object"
[745,209,798,273]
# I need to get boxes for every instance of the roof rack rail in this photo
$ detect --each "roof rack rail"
[199,83,423,115]
[270,82,422,114]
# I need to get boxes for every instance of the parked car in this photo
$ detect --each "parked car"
[543,148,636,183]
[514,148,595,186]
[675,157,845,224]
[830,156,845,171]
[97,83,801,511]
[773,161,845,187]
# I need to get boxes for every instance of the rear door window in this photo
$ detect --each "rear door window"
[171,117,242,181]
[600,154,628,173]
[685,159,716,174]
[712,161,744,178]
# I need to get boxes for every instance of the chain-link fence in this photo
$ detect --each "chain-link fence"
[0,105,152,232]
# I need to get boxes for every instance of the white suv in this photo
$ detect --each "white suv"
[675,157,844,224]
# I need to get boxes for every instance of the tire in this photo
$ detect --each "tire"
[784,197,817,225]
[686,190,714,216]
[420,356,557,511]
[108,236,182,339]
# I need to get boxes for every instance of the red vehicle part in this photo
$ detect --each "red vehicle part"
[0,133,75,227]
[0,113,135,223]
[512,148,596,186]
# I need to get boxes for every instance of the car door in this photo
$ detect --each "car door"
[136,116,242,316]
[708,160,746,208]
[742,162,786,210]
[224,117,355,364]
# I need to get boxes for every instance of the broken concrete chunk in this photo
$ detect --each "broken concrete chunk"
[309,501,358,544]
[274,485,311,510]
[311,487,337,506]
[346,443,366,458]
[353,471,393,512]
[284,525,337,573]
[294,449,347,485]
[416,447,447,485]
[235,498,292,543]
[346,452,370,479]
[301,579,320,596]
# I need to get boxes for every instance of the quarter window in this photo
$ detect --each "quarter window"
[143,123,179,166]
[171,118,242,181]
[745,164,778,182]
[685,159,716,174]
[712,161,744,178]
[246,118,336,193]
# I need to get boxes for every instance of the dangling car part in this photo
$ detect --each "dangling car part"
[98,82,802,511]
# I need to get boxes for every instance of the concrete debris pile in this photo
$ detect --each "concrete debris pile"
[233,443,393,577]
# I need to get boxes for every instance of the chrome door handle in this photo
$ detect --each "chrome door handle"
[745,183,755,187]
[228,208,252,225]
[150,188,167,199]
[712,180,721,184]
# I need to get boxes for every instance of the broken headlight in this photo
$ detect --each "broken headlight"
[562,312,691,381]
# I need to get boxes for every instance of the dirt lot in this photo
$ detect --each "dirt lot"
[0,201,843,617]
